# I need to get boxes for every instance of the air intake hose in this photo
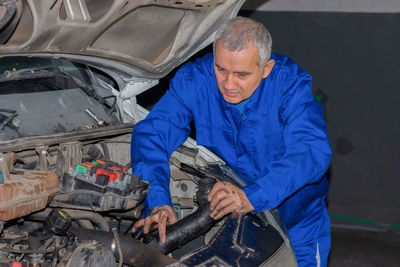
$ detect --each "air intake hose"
[143,177,217,254]
[68,227,177,266]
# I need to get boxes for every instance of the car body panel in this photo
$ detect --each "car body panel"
[0,0,245,78]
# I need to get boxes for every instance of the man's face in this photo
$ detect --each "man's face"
[214,39,275,104]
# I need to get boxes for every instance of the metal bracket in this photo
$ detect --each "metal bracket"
[56,142,82,177]
[35,145,49,171]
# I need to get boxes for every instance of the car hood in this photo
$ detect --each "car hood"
[0,0,245,79]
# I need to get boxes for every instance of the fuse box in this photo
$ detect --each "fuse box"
[55,160,148,211]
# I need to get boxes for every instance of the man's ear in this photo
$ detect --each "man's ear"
[262,59,275,78]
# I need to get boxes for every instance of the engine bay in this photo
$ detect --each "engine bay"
[0,133,181,266]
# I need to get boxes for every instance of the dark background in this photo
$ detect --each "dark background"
[240,11,400,227]
[138,11,400,227]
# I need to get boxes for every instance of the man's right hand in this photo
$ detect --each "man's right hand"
[132,205,178,243]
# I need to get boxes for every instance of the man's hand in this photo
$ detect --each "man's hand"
[132,205,178,243]
[208,182,254,220]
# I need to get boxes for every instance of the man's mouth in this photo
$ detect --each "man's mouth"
[224,90,237,98]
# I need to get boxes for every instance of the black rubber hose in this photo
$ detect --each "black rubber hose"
[83,144,105,161]
[100,141,110,161]
[143,177,217,254]
[68,227,177,267]
[28,209,109,232]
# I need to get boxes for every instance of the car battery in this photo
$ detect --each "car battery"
[58,160,148,211]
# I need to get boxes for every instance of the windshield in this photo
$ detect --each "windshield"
[0,57,83,83]
[0,56,122,141]
[0,57,54,72]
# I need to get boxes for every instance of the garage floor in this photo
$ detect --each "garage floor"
[329,223,400,266]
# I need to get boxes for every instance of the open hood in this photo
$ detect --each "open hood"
[0,0,245,78]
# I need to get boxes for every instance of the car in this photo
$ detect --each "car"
[0,0,297,266]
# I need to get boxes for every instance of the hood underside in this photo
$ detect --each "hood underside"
[0,0,245,78]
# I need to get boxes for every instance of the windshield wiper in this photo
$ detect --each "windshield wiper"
[0,109,20,132]
[0,66,58,82]
[59,67,120,121]
[86,67,120,119]
[59,68,104,103]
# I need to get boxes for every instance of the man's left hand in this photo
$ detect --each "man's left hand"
[208,182,254,220]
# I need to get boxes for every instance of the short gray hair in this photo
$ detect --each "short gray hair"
[213,17,272,67]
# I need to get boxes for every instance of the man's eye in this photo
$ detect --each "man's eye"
[237,73,248,78]
[218,68,227,73]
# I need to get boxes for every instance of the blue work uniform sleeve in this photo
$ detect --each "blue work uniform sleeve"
[131,68,194,211]
[242,72,332,213]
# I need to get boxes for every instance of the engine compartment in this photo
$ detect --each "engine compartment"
[0,132,147,264]
[0,55,218,266]
[0,124,221,266]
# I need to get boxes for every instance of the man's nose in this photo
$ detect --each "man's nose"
[224,74,236,90]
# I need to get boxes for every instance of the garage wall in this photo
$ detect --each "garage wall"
[242,0,400,13]
[239,7,400,226]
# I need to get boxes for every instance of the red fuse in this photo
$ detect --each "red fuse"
[113,162,127,173]
[120,165,127,172]
[81,162,95,170]
[109,166,121,172]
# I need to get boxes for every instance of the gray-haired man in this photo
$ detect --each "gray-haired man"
[132,17,332,267]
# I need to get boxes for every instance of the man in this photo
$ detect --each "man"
[131,17,331,267]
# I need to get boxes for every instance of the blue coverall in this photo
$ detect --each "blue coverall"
[131,53,332,266]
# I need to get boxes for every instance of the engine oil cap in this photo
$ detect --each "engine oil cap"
[44,209,72,235]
